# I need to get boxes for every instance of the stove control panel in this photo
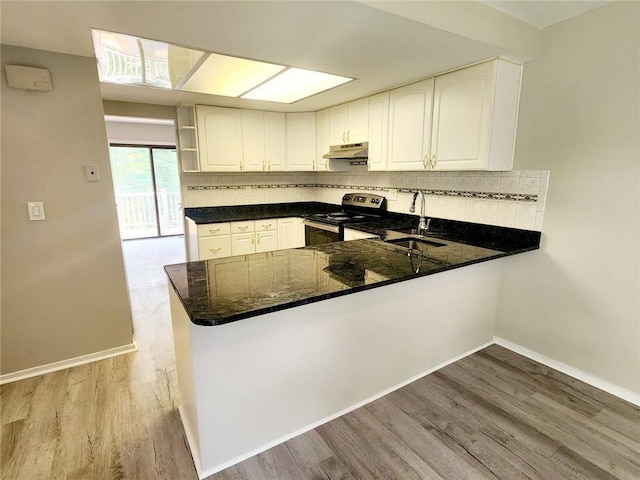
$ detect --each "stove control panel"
[342,193,386,210]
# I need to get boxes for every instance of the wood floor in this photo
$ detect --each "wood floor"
[2,237,639,479]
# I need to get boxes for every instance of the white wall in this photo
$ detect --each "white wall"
[497,1,640,393]
[1,45,134,375]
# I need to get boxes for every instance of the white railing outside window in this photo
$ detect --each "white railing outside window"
[115,191,182,239]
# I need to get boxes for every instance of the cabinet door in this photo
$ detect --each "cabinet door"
[277,217,305,249]
[198,235,232,260]
[315,109,330,171]
[367,91,389,171]
[241,110,266,171]
[328,104,348,145]
[196,105,243,172]
[256,230,278,253]
[431,61,493,171]
[387,78,434,171]
[431,59,520,171]
[231,233,256,256]
[286,112,317,171]
[264,112,286,171]
[346,97,369,143]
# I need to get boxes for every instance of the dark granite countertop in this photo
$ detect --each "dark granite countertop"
[165,218,540,326]
[184,202,342,224]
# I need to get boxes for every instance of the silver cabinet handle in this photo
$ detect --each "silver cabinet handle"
[431,154,437,169]
[251,233,255,244]
[261,223,272,228]
[257,233,261,244]
[208,228,220,234]
[423,154,429,169]
[237,226,249,231]
[209,247,221,252]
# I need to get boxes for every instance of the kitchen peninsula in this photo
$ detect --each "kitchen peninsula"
[166,204,540,477]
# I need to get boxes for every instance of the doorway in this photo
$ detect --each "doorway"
[109,144,183,240]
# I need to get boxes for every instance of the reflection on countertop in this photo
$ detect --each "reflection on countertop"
[164,230,524,326]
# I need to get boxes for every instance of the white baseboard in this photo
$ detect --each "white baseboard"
[0,340,138,385]
[197,340,494,478]
[494,337,640,407]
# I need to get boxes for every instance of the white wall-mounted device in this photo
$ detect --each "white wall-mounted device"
[5,65,53,92]
[85,164,100,182]
[27,202,46,221]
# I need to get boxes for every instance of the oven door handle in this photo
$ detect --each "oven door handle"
[303,219,340,234]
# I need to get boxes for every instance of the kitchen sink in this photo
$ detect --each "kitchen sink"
[385,237,447,252]
[394,227,450,237]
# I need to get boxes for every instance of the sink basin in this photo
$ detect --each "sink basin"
[394,227,450,237]
[385,237,446,252]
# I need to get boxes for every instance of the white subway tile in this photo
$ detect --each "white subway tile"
[500,177,520,194]
[496,201,517,227]
[515,203,537,230]
[480,200,498,225]
[468,176,484,192]
[483,177,501,193]
[453,176,470,191]
[519,177,541,195]
[451,198,466,220]
[465,199,482,223]
[534,211,545,231]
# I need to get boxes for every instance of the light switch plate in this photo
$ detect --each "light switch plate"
[85,164,100,182]
[27,202,45,221]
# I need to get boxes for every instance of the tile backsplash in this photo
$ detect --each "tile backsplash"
[182,168,549,231]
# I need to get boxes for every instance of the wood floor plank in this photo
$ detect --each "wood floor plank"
[482,345,640,419]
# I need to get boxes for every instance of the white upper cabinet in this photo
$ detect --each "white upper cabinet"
[315,109,330,171]
[387,78,434,171]
[196,105,243,172]
[241,110,266,172]
[329,98,369,145]
[430,59,521,171]
[367,91,390,171]
[286,112,316,171]
[264,112,286,171]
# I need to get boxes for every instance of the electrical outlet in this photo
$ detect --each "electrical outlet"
[85,164,100,182]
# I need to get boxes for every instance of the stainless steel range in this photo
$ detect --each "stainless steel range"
[303,193,387,245]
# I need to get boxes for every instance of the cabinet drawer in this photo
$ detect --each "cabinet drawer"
[197,222,231,237]
[231,220,255,234]
[255,218,277,232]
[198,236,232,260]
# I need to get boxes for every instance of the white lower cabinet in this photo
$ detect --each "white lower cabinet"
[189,217,303,261]
[231,233,256,256]
[277,217,305,249]
[198,235,232,260]
[255,219,279,253]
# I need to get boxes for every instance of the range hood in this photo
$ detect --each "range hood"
[323,142,368,159]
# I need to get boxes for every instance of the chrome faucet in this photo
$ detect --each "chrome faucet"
[410,190,431,234]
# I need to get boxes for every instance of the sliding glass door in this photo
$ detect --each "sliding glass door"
[109,145,183,240]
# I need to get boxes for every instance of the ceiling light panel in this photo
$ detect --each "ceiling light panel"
[242,68,353,103]
[179,53,285,97]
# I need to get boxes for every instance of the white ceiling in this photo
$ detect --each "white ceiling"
[0,1,612,112]
[480,1,613,29]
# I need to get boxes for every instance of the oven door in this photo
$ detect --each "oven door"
[303,219,341,245]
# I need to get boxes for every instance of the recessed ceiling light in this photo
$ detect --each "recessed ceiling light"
[179,53,285,97]
[242,68,353,103]
[91,29,352,103]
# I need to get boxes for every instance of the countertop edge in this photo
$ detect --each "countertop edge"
[172,243,540,327]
